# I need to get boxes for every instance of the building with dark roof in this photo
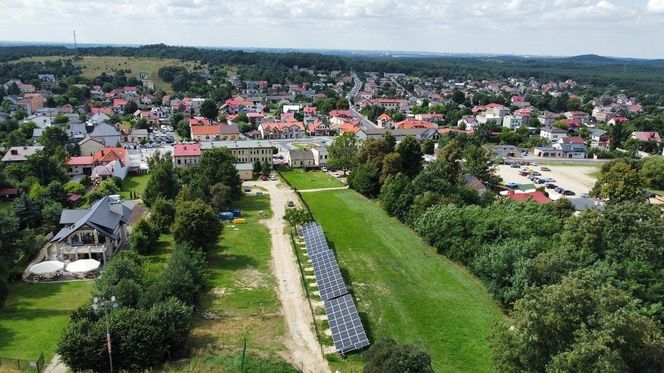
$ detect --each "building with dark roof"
[50,196,132,264]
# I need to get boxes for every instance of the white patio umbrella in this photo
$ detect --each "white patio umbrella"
[66,259,101,274]
[29,261,65,275]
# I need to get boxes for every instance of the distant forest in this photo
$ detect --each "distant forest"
[1,44,664,95]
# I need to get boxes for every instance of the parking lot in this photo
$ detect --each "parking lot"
[496,164,600,200]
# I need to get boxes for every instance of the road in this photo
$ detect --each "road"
[246,179,330,373]
[348,72,378,130]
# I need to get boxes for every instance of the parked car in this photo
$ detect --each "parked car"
[541,167,551,171]
[531,162,539,166]
[531,171,541,176]
[545,183,557,189]
[243,186,251,192]
[555,187,564,193]
[581,192,590,198]
[520,171,529,176]
[287,201,295,207]
[260,175,268,181]
[545,178,555,182]
[563,190,576,196]
[506,182,518,189]
[321,167,328,172]
[510,163,520,168]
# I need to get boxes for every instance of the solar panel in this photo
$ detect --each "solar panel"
[302,223,331,257]
[310,250,348,301]
[324,294,370,353]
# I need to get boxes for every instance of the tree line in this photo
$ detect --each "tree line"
[327,131,664,371]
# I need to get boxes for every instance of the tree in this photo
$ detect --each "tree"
[172,200,222,252]
[171,73,191,92]
[151,198,175,233]
[209,183,232,212]
[363,338,434,373]
[396,136,423,178]
[143,158,179,206]
[192,148,242,199]
[41,200,63,233]
[200,99,218,120]
[131,219,159,255]
[451,89,466,105]
[159,245,205,306]
[13,193,41,228]
[464,144,499,186]
[640,155,664,190]
[328,132,358,174]
[489,271,664,373]
[0,212,20,307]
[348,164,381,197]
[380,173,414,221]
[123,101,138,116]
[380,152,403,184]
[40,126,70,154]
[283,208,313,227]
[591,161,643,203]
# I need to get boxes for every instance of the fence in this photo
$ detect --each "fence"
[0,353,45,373]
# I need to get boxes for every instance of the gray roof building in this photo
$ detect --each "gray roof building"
[1,145,44,162]
[51,196,132,243]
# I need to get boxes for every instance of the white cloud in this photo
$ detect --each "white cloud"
[0,0,661,58]
[647,0,664,12]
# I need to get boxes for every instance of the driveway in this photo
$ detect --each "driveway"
[245,179,330,373]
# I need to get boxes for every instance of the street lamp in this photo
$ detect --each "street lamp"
[92,296,119,373]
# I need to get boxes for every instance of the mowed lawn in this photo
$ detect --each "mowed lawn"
[279,168,343,190]
[120,174,150,200]
[0,281,93,362]
[302,189,504,372]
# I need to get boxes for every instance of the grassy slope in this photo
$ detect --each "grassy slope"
[280,169,343,190]
[19,56,199,93]
[0,281,93,361]
[120,174,150,200]
[302,189,504,372]
[172,195,290,371]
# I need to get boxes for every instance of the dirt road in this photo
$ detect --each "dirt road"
[246,180,330,373]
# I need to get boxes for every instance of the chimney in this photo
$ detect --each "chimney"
[10,149,18,155]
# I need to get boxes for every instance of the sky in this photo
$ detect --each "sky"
[1,0,663,58]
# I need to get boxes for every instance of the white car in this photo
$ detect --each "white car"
[321,167,328,172]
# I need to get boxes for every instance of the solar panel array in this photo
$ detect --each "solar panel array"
[309,250,348,301]
[300,222,370,353]
[324,294,370,353]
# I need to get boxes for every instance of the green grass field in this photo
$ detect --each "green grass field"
[0,281,93,362]
[19,56,200,93]
[279,168,343,190]
[301,189,504,372]
[120,174,150,200]
[182,194,289,370]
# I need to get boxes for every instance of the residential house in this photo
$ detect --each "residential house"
[458,115,478,130]
[66,156,94,177]
[79,138,106,156]
[311,146,329,167]
[191,124,221,141]
[376,113,393,128]
[537,111,557,127]
[393,119,436,129]
[173,143,201,168]
[307,120,333,136]
[590,129,610,149]
[563,111,590,124]
[50,196,133,264]
[502,115,523,130]
[540,126,567,142]
[219,124,240,140]
[630,131,662,144]
[1,146,44,163]
[258,121,305,139]
[90,123,121,146]
[120,124,149,144]
[286,148,316,168]
[465,175,487,195]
